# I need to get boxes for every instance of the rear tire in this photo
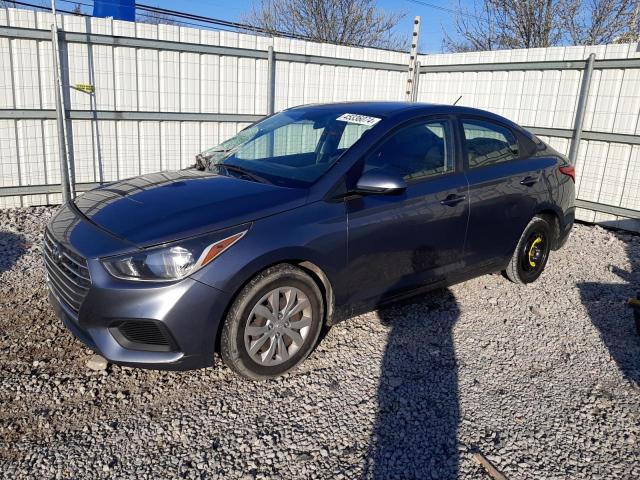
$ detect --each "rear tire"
[504,216,552,284]
[220,264,324,380]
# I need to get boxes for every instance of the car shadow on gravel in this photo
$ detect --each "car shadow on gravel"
[0,231,27,275]
[579,230,640,387]
[363,288,461,479]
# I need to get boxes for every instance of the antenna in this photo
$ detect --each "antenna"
[453,95,462,106]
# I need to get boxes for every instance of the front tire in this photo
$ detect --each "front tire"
[220,264,324,380]
[504,216,552,284]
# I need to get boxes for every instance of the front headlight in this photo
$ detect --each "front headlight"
[101,228,247,282]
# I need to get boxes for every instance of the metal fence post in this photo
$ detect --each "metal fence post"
[568,53,596,166]
[50,3,72,203]
[266,45,276,158]
[51,27,72,203]
[412,61,421,102]
[267,45,275,115]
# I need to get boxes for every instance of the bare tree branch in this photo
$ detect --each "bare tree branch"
[444,0,639,52]
[136,9,179,26]
[443,1,501,52]
[562,0,639,44]
[243,0,408,50]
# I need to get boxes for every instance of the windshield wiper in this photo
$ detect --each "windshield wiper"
[223,165,271,184]
[211,164,270,184]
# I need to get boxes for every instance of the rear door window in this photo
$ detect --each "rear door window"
[462,120,519,169]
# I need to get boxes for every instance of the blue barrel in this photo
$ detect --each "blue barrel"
[93,0,135,21]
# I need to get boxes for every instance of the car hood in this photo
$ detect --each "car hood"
[73,170,308,247]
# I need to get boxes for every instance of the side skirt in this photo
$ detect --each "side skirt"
[331,259,505,324]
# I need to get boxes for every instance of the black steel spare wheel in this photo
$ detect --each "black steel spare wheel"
[505,216,552,284]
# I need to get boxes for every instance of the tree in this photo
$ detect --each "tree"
[136,10,179,26]
[444,0,640,52]
[561,0,639,44]
[442,1,499,52]
[444,0,566,52]
[243,0,407,50]
[623,3,640,42]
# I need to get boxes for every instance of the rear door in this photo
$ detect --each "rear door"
[343,117,469,307]
[460,117,549,267]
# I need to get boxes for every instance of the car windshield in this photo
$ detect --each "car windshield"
[200,108,382,188]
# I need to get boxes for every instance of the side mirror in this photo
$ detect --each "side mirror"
[355,169,407,195]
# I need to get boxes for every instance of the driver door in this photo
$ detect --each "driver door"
[343,118,469,308]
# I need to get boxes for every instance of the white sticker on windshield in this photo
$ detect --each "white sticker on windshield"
[336,113,381,127]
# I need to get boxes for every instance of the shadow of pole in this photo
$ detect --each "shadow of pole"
[578,230,640,387]
[0,231,27,275]
[363,288,461,479]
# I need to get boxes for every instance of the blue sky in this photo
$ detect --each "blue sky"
[56,0,470,53]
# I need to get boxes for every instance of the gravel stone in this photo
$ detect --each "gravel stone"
[86,355,108,371]
[1,206,639,479]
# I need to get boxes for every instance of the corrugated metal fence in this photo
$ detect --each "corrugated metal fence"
[0,7,639,230]
[417,45,640,229]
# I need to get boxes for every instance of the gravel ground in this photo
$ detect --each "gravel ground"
[1,206,639,479]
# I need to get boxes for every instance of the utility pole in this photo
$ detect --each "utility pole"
[50,0,72,202]
[405,16,420,101]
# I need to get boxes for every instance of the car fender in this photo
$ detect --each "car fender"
[191,200,347,303]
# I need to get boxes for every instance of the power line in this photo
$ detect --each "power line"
[7,0,328,40]
[136,2,409,51]
[147,2,413,51]
[87,0,374,45]
[9,0,91,16]
[404,0,482,21]
[6,0,411,52]
[135,12,242,34]
[136,4,330,42]
[57,0,246,33]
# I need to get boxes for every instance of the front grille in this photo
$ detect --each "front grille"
[110,320,176,352]
[43,229,91,313]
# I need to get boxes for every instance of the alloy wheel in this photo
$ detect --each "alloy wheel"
[243,287,313,366]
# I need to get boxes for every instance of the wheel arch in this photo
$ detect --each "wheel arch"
[213,257,336,353]
[295,260,335,326]
[534,207,561,249]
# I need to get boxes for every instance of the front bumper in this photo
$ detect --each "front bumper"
[45,204,232,371]
[48,276,230,370]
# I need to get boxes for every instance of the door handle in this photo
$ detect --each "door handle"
[440,193,466,207]
[520,175,539,186]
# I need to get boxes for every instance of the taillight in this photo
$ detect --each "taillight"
[559,165,575,182]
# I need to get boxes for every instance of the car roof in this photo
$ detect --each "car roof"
[286,101,425,116]
[286,101,519,127]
